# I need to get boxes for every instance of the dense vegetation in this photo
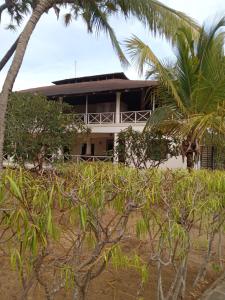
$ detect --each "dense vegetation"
[0,163,224,299]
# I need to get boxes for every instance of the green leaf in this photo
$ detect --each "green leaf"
[79,206,87,230]
[6,176,22,199]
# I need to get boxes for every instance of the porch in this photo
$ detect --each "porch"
[70,133,116,161]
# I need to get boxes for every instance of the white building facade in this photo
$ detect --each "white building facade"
[21,72,186,168]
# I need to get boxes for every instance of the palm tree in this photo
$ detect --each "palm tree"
[126,17,225,170]
[0,0,32,23]
[0,0,34,72]
[0,0,199,171]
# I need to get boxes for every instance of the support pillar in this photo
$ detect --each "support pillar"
[85,96,88,124]
[115,92,121,123]
[85,96,88,114]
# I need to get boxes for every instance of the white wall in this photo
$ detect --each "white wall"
[71,134,113,156]
[88,123,146,134]
[161,156,186,169]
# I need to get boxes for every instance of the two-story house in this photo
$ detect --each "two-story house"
[20,72,188,168]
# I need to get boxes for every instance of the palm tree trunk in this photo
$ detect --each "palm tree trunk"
[0,0,51,172]
[0,36,19,72]
[186,151,194,170]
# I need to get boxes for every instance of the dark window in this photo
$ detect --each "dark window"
[81,144,87,155]
[91,144,95,156]
[106,139,114,152]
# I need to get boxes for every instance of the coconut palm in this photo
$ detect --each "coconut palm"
[126,17,225,170]
[0,0,200,171]
[0,0,35,72]
[0,0,32,24]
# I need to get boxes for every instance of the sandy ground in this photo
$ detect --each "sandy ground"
[0,207,223,300]
[0,235,221,300]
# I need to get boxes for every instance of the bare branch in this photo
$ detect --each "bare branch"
[0,36,19,72]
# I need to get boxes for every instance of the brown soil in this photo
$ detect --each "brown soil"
[0,206,223,300]
[0,235,221,300]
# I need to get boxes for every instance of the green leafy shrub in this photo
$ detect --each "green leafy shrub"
[4,93,85,170]
[116,126,179,168]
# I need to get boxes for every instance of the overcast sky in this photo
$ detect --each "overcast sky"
[1,0,225,90]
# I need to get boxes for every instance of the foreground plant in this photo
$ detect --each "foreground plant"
[1,164,225,299]
[0,169,59,299]
[0,164,148,299]
[135,169,225,300]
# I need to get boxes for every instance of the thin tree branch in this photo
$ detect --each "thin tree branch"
[0,36,19,72]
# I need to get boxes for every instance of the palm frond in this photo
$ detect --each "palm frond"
[144,104,182,133]
[79,0,129,66]
[63,13,72,26]
[120,0,200,41]
[125,35,187,113]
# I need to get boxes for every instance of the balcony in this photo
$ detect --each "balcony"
[73,110,151,125]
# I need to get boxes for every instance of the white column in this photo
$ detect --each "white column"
[113,133,118,163]
[85,96,88,124]
[115,92,121,123]
[85,96,88,114]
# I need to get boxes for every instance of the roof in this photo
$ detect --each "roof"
[19,79,158,97]
[52,72,128,85]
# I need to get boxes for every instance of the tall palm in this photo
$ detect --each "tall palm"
[126,17,225,170]
[0,0,200,171]
[0,0,35,72]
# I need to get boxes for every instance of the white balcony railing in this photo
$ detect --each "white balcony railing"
[88,112,115,124]
[71,110,151,125]
[120,110,151,123]
[67,155,113,162]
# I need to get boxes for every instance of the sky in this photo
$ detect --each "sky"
[1,0,225,90]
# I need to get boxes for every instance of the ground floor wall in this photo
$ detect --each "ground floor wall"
[161,156,187,169]
[70,133,188,169]
[71,133,114,157]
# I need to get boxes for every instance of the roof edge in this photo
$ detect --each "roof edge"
[52,72,128,85]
